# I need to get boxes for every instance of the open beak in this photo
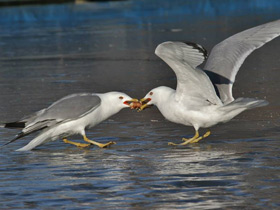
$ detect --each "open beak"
[138,98,152,111]
[124,98,142,109]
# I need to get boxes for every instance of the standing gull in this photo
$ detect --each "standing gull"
[1,92,139,151]
[140,20,280,145]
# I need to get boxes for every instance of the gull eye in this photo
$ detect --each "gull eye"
[149,92,153,95]
[119,96,124,100]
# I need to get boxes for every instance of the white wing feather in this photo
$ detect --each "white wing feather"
[155,41,222,106]
[204,19,280,103]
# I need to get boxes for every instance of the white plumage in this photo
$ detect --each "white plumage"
[140,20,280,145]
[2,92,137,151]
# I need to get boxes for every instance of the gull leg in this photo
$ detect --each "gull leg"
[190,131,211,143]
[63,138,91,148]
[182,131,199,142]
[83,135,116,148]
[168,130,210,146]
[168,131,200,146]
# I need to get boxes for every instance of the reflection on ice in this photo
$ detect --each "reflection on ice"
[158,149,238,176]
[41,146,244,209]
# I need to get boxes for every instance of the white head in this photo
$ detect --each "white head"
[102,91,139,111]
[140,86,174,108]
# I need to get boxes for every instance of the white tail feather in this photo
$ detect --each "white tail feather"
[221,97,268,112]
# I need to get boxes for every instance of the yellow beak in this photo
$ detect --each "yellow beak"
[130,98,139,102]
[138,98,151,111]
[140,98,147,102]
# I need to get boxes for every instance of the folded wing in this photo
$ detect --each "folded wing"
[2,93,101,146]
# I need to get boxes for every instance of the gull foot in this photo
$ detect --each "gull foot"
[168,142,178,146]
[96,141,116,148]
[190,131,211,143]
[168,131,211,146]
[83,135,116,148]
[168,139,192,146]
[63,139,91,148]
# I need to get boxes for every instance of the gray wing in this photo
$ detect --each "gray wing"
[155,41,222,106]
[23,93,101,134]
[2,93,101,146]
[204,19,280,104]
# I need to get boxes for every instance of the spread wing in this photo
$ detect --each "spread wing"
[2,93,101,146]
[204,19,280,104]
[155,41,222,106]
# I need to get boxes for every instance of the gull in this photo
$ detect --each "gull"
[1,92,139,151]
[140,20,280,146]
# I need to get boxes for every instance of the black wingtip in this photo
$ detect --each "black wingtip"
[4,122,26,128]
[1,132,25,147]
[183,41,208,59]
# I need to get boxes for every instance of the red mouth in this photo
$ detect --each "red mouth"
[142,98,151,104]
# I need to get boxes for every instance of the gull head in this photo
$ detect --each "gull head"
[139,86,174,111]
[103,92,140,110]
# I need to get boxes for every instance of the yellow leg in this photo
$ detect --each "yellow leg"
[182,131,199,142]
[168,130,199,146]
[83,135,116,148]
[168,130,211,146]
[63,138,91,148]
[190,131,211,143]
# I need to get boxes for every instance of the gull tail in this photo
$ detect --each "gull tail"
[1,120,50,148]
[0,121,27,147]
[0,121,25,129]
[222,97,268,111]
[219,98,268,123]
[219,98,268,122]
[1,132,26,147]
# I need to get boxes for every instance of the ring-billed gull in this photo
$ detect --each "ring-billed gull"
[1,92,139,151]
[140,20,280,145]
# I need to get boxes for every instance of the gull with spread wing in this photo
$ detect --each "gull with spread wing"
[1,92,139,151]
[140,20,280,145]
